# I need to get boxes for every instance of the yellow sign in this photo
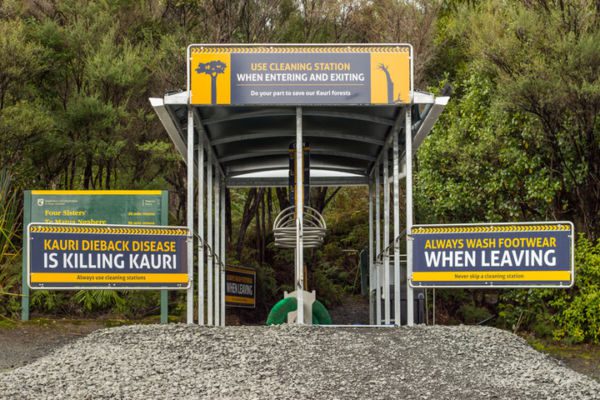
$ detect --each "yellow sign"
[225,266,256,308]
[189,45,412,106]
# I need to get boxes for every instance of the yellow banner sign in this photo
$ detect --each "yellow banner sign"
[189,45,412,106]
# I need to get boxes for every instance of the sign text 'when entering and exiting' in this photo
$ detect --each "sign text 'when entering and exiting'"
[410,222,574,288]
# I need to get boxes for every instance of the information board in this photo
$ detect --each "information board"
[30,190,166,225]
[189,45,412,106]
[410,222,574,288]
[22,190,169,320]
[28,224,189,289]
[225,266,256,308]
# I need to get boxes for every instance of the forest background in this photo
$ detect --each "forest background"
[0,0,598,344]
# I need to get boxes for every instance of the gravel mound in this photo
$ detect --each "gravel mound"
[1,324,598,399]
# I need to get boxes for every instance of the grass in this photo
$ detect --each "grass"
[526,335,600,382]
[529,336,599,360]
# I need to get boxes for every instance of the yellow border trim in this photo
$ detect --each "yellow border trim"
[31,190,162,195]
[30,225,187,236]
[225,296,255,305]
[31,273,188,284]
[412,225,571,234]
[412,271,571,282]
[226,266,256,275]
[191,46,410,54]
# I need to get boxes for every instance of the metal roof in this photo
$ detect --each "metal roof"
[150,91,448,187]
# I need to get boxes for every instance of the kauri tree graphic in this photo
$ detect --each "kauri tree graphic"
[378,63,394,104]
[196,60,227,104]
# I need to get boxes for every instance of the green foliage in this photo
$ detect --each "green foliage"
[417,68,555,224]
[552,236,600,343]
[0,169,21,264]
[30,290,66,313]
[254,262,278,314]
[0,0,598,341]
[312,262,344,308]
[0,169,22,319]
[73,290,126,313]
[498,236,600,343]
[0,260,21,318]
[463,0,600,239]
[457,304,491,325]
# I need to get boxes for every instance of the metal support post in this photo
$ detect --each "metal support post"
[405,106,414,326]
[295,106,304,324]
[433,289,436,325]
[383,147,390,325]
[393,125,401,326]
[220,182,226,326]
[368,179,374,325]
[375,164,381,325]
[207,153,214,326]
[186,108,195,324]
[160,191,169,324]
[214,171,221,326]
[197,138,205,325]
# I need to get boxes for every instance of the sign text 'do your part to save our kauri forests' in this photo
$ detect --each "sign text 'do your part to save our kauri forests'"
[410,222,574,288]
[28,224,189,290]
[189,45,411,106]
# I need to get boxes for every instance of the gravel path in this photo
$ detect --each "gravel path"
[1,324,598,399]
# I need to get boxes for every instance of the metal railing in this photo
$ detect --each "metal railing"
[273,206,327,248]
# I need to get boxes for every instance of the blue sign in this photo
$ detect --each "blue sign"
[28,224,189,289]
[410,222,574,288]
[230,53,371,105]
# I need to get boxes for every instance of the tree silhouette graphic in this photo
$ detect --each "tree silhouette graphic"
[196,60,227,104]
[378,63,394,104]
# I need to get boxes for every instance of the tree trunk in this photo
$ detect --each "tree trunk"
[105,159,112,189]
[83,154,93,190]
[226,188,232,247]
[236,188,264,260]
[267,188,273,227]
[275,187,289,211]
[256,193,262,264]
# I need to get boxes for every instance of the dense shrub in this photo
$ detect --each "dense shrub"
[498,236,600,343]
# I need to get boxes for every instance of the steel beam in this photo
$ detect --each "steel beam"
[220,182,226,326]
[383,146,390,325]
[226,176,368,188]
[202,109,395,127]
[186,108,195,324]
[405,106,414,326]
[368,178,374,325]
[207,153,214,326]
[197,128,205,325]
[219,149,375,164]
[227,165,366,177]
[214,171,221,326]
[393,121,401,326]
[296,107,304,324]
[375,164,381,326]
[211,130,385,146]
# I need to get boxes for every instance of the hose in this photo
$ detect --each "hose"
[266,297,332,325]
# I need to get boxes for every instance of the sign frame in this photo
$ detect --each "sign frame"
[409,221,575,289]
[21,190,171,321]
[186,43,414,107]
[225,266,257,309]
[27,222,191,291]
